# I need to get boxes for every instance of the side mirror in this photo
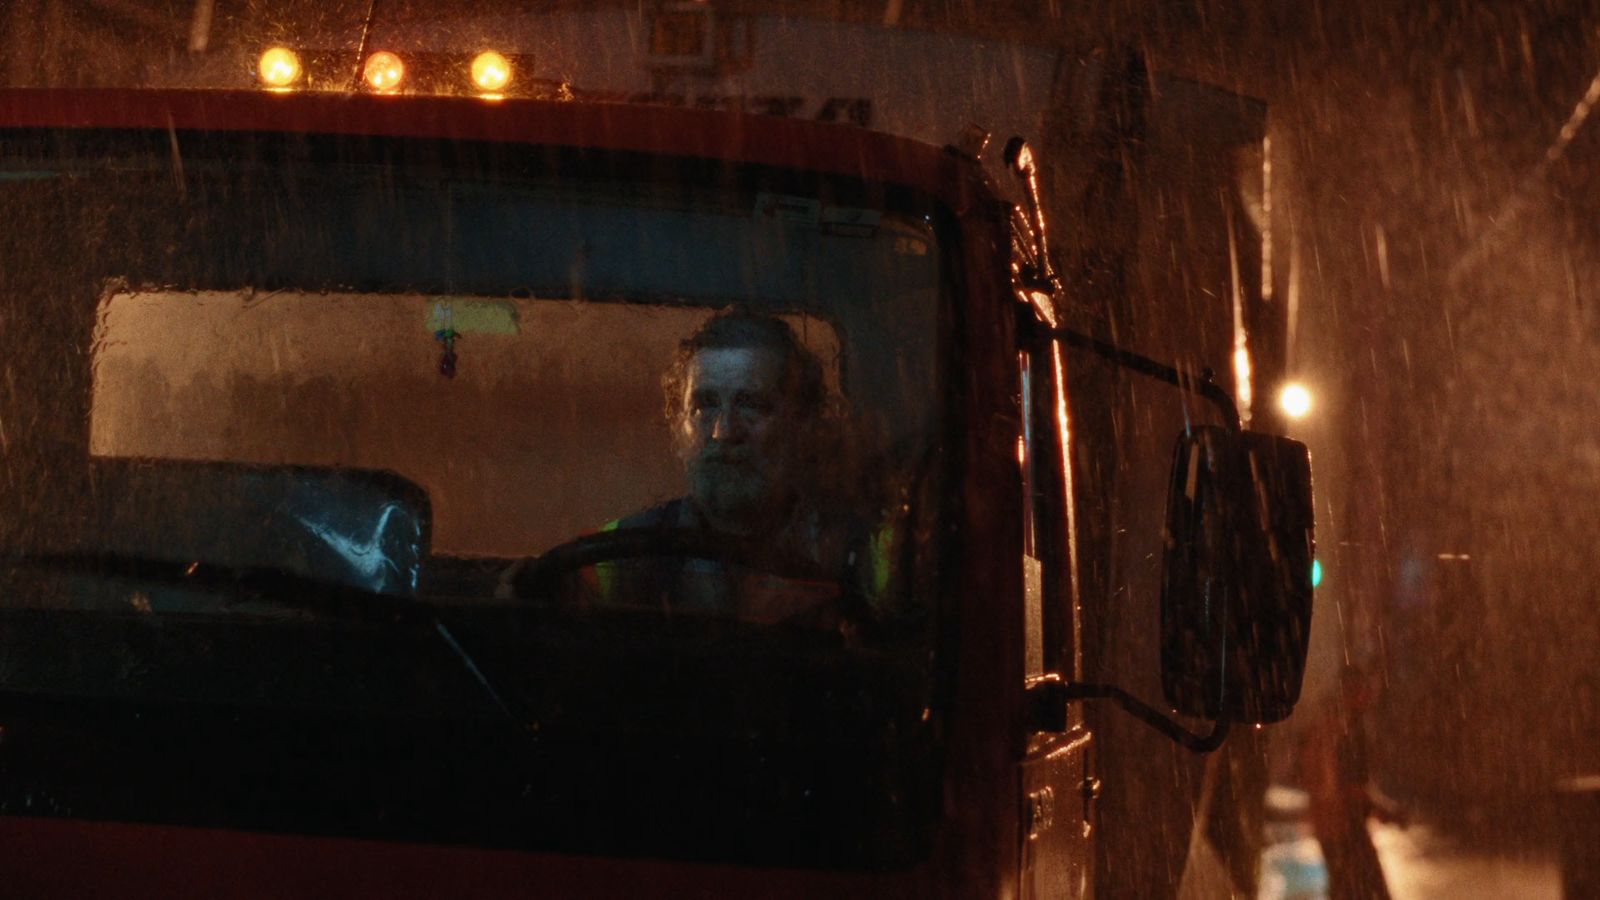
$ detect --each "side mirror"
[83,459,430,597]
[1160,427,1314,723]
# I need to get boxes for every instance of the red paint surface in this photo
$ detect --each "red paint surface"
[0,816,935,900]
[0,88,983,213]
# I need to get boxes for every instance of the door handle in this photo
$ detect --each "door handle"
[1025,786,1056,837]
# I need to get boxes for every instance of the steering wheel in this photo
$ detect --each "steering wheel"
[510,528,828,600]
[508,527,879,631]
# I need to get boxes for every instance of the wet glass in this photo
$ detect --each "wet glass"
[0,128,950,865]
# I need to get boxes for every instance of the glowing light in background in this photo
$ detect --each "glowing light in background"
[1311,559,1323,589]
[1232,346,1254,423]
[257,47,301,88]
[363,52,405,92]
[1279,382,1313,419]
[471,51,512,93]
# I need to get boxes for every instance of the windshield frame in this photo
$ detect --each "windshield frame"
[0,111,975,869]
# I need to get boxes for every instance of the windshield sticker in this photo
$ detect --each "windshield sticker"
[426,299,519,335]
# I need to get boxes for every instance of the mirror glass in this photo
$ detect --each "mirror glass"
[74,459,430,600]
[1160,426,1314,723]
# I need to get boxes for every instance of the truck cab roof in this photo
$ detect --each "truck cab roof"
[0,87,992,213]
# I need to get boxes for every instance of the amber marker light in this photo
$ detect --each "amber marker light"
[363,51,405,92]
[257,47,302,88]
[471,51,512,93]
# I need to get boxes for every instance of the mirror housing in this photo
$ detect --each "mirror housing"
[1160,427,1314,723]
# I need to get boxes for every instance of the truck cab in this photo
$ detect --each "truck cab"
[0,49,1311,898]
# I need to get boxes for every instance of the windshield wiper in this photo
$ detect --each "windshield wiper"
[10,551,428,624]
[7,551,523,726]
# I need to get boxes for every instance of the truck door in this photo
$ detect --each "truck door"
[1017,336,1094,900]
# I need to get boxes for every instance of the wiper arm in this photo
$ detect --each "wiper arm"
[430,618,518,722]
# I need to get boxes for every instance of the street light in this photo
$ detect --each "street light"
[1279,382,1313,419]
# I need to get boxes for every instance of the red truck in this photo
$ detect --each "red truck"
[0,37,1312,899]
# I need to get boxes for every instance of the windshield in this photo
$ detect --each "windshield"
[0,127,951,868]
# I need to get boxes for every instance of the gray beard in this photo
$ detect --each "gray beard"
[687,457,777,534]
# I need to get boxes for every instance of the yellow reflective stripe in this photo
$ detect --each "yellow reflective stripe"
[868,522,895,602]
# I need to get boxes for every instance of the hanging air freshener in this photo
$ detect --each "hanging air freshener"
[434,304,460,378]
[427,299,519,378]
[436,329,459,377]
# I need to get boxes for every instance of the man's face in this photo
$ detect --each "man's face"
[678,346,796,531]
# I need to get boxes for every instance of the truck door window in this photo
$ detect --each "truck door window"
[1021,350,1043,678]
[1019,342,1073,684]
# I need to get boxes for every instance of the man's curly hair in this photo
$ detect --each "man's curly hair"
[662,311,828,428]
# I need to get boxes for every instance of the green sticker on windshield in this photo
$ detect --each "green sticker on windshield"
[426,299,520,335]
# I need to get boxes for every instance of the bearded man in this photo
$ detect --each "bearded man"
[589,311,888,624]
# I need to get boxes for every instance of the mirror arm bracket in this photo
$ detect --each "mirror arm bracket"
[1001,136,1238,433]
[1028,678,1232,754]
[1048,327,1242,433]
